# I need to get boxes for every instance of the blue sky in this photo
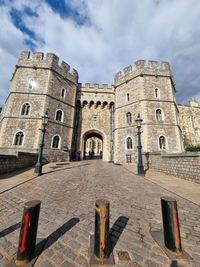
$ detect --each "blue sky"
[0,0,200,106]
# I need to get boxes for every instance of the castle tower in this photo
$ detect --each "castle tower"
[114,60,184,164]
[0,51,78,161]
[73,83,115,161]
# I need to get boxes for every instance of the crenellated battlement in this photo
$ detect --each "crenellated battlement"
[114,60,171,84]
[81,83,113,90]
[17,51,78,83]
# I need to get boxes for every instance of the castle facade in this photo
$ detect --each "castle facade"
[0,51,199,163]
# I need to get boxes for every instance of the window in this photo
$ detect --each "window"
[21,103,31,116]
[52,135,60,148]
[127,93,130,102]
[14,131,24,146]
[98,141,101,151]
[156,109,162,121]
[126,112,132,124]
[83,100,88,107]
[159,136,166,150]
[126,137,133,149]
[155,88,159,98]
[60,88,65,97]
[55,110,63,122]
[93,139,96,149]
[92,115,97,121]
[28,79,35,90]
[102,101,108,108]
[126,154,132,163]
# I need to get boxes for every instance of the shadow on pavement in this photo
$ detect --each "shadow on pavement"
[0,222,21,238]
[170,260,178,267]
[109,216,129,254]
[44,163,92,175]
[35,217,80,256]
[0,166,33,180]
[84,156,102,160]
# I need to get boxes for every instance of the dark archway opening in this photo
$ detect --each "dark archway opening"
[84,132,103,160]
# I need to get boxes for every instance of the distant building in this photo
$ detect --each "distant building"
[178,99,200,147]
[0,51,199,163]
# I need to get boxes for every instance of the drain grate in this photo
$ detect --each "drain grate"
[118,251,131,261]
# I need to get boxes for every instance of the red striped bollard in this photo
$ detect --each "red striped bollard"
[90,199,114,266]
[15,200,41,266]
[94,199,111,259]
[161,197,182,255]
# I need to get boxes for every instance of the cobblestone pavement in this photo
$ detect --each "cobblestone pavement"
[0,160,200,267]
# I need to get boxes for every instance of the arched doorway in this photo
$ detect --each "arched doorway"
[82,130,104,160]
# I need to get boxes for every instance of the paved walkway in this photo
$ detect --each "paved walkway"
[0,162,69,194]
[124,164,200,206]
[0,160,199,267]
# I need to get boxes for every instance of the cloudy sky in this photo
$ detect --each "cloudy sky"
[0,0,200,107]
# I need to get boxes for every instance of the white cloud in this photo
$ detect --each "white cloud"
[0,0,200,106]
[0,4,27,105]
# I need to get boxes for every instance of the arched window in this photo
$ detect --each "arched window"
[55,110,63,122]
[109,102,114,110]
[155,88,159,98]
[102,101,108,108]
[126,112,132,124]
[21,103,31,116]
[28,79,35,90]
[156,109,162,121]
[89,101,95,108]
[96,101,101,108]
[82,100,88,108]
[60,88,65,97]
[159,136,166,150]
[14,131,24,146]
[127,93,130,102]
[52,135,61,149]
[126,137,133,149]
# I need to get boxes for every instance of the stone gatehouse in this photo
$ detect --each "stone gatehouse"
[0,51,199,164]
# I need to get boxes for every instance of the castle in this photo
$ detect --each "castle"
[0,51,199,164]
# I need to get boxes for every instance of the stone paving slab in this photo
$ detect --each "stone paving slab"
[0,160,199,267]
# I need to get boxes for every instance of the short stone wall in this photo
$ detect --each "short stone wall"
[44,149,70,162]
[0,152,37,175]
[144,152,200,184]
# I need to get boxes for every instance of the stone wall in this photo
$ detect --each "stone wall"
[0,152,37,175]
[178,99,200,147]
[144,152,200,183]
[43,148,70,162]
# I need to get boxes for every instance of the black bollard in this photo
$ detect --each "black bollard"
[15,200,41,266]
[94,199,110,260]
[161,197,182,255]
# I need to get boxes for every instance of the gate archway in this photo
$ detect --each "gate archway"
[81,130,105,160]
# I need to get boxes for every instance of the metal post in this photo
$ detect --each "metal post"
[161,197,182,255]
[137,126,144,176]
[15,200,41,266]
[35,125,46,176]
[94,199,110,260]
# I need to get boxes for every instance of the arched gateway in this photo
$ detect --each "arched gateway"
[81,129,105,160]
